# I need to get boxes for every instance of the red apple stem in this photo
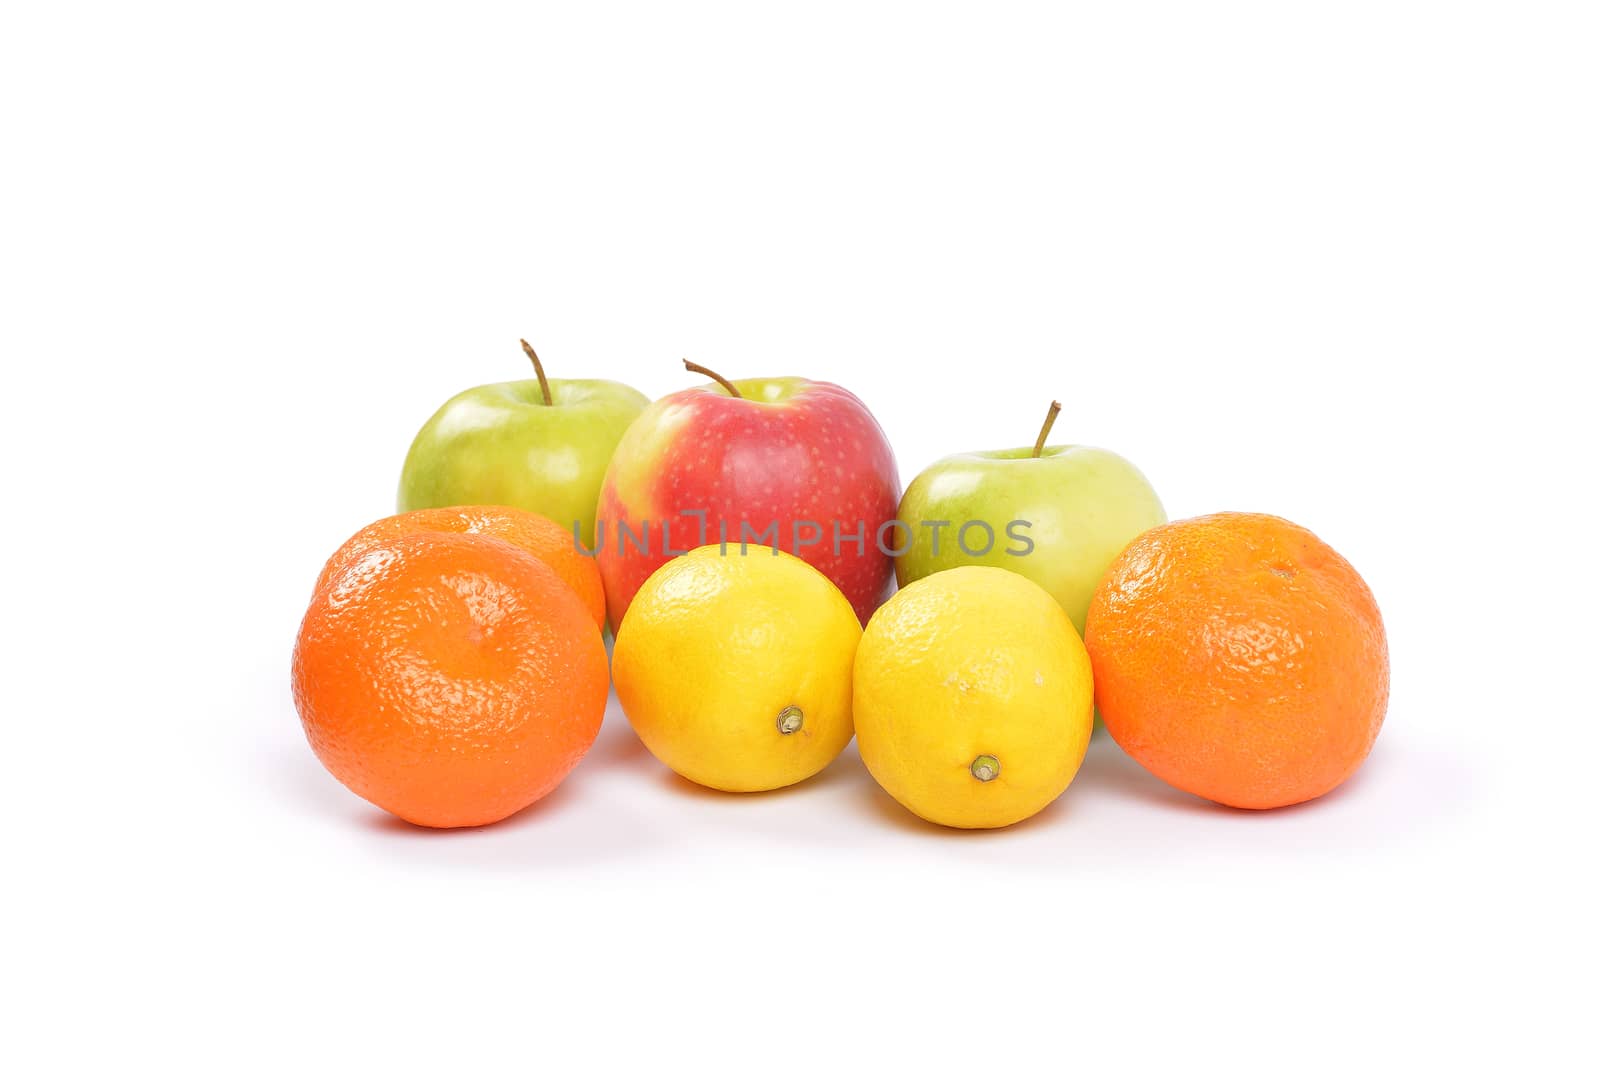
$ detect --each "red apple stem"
[520,339,553,405]
[683,359,742,399]
[1032,400,1062,458]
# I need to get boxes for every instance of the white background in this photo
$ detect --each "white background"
[5,2,1596,1062]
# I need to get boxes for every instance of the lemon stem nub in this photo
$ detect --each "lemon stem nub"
[971,755,1001,782]
[777,706,804,735]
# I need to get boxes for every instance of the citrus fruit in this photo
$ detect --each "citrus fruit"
[1085,512,1389,810]
[853,566,1095,829]
[313,504,605,630]
[292,529,609,828]
[611,544,861,792]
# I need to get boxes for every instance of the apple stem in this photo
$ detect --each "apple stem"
[1031,400,1062,458]
[520,339,553,405]
[683,359,742,399]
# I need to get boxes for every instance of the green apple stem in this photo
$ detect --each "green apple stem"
[520,339,553,405]
[1031,400,1062,458]
[683,359,742,399]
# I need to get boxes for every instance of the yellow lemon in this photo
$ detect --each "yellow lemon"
[854,566,1094,828]
[612,544,862,792]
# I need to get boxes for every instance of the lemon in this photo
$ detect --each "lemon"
[612,544,862,792]
[853,566,1094,828]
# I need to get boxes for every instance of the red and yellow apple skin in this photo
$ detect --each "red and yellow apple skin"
[596,376,900,629]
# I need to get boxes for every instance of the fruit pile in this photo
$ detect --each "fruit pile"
[293,345,1389,829]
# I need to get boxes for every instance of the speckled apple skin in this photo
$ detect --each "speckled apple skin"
[595,378,900,630]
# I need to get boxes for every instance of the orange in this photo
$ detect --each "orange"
[1085,512,1388,810]
[313,505,606,630]
[292,529,609,828]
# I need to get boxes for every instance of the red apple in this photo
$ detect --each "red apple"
[595,362,901,628]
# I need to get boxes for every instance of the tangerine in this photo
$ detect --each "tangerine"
[1085,512,1388,809]
[313,505,605,630]
[293,530,609,828]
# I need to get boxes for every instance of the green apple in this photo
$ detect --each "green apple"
[894,401,1165,635]
[398,341,650,547]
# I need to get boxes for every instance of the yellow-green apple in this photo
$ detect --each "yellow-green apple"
[894,401,1165,635]
[596,361,900,628]
[399,341,649,547]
